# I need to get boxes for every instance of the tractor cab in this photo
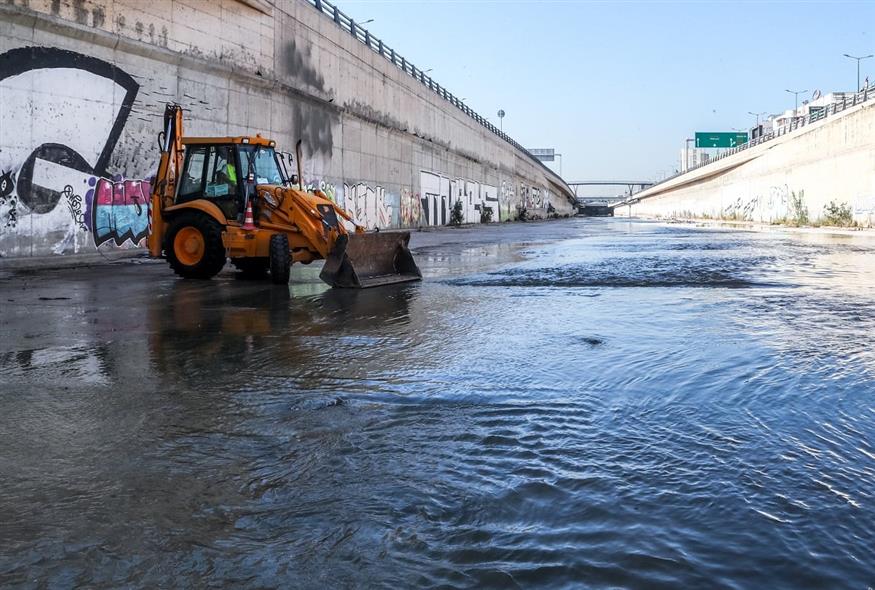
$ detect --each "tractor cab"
[176,137,291,222]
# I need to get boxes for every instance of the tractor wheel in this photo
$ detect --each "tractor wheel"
[269,233,291,285]
[165,212,226,279]
[231,257,270,279]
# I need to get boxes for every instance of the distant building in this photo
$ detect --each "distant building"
[680,147,711,172]
[770,92,859,132]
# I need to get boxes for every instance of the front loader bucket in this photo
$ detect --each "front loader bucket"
[320,231,422,289]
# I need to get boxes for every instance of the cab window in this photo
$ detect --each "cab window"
[178,145,207,200]
[239,146,284,185]
[205,146,238,198]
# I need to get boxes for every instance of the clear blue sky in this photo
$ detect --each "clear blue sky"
[337,0,874,186]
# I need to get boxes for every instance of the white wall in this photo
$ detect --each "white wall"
[626,99,875,227]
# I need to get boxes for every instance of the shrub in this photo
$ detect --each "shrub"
[480,206,493,224]
[789,190,809,226]
[450,200,464,225]
[517,206,528,221]
[822,200,854,227]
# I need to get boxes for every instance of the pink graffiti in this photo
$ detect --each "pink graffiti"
[93,178,151,209]
[89,177,152,247]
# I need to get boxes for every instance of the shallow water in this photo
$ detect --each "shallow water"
[1,219,874,588]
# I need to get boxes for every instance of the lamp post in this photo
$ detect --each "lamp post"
[684,138,694,172]
[350,18,373,34]
[785,89,808,120]
[497,109,505,133]
[844,53,873,90]
[748,111,767,126]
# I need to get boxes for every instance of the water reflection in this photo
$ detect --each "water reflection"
[148,280,417,388]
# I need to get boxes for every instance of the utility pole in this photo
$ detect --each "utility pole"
[785,89,808,120]
[844,53,873,90]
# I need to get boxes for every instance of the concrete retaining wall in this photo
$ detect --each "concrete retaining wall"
[622,99,875,228]
[0,0,574,258]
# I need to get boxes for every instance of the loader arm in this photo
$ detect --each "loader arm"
[313,190,365,234]
[258,184,420,288]
[256,184,350,258]
[147,104,185,257]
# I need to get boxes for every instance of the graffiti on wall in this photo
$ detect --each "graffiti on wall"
[530,186,543,209]
[300,173,509,229]
[305,179,338,203]
[400,188,423,227]
[420,171,448,226]
[0,170,17,229]
[419,171,498,226]
[519,184,530,212]
[513,182,555,216]
[343,183,396,230]
[853,194,875,215]
[91,177,152,246]
[721,185,791,222]
[481,183,499,222]
[0,47,150,254]
[500,180,516,221]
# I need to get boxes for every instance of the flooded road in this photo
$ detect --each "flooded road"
[2,218,874,588]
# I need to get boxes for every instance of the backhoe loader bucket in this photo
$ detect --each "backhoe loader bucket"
[320,231,422,289]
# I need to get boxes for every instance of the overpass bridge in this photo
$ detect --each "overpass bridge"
[567,180,655,212]
[568,180,655,188]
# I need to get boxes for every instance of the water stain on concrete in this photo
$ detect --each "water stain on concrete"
[281,40,336,157]
[283,40,325,92]
[290,101,337,158]
[71,0,88,24]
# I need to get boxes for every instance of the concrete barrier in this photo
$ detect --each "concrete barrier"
[0,0,574,259]
[622,99,875,228]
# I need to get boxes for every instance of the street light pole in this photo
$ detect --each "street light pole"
[785,89,808,120]
[748,111,767,126]
[844,53,874,90]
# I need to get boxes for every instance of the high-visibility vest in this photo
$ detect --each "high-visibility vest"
[226,163,237,183]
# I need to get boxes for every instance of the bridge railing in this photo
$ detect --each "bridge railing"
[636,87,875,199]
[304,0,567,189]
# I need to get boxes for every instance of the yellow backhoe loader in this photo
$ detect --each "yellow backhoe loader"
[147,104,421,288]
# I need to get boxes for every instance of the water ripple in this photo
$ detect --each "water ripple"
[3,220,875,588]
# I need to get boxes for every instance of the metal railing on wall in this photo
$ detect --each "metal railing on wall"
[304,0,567,188]
[643,87,875,196]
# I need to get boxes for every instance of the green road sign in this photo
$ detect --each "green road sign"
[695,132,749,148]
